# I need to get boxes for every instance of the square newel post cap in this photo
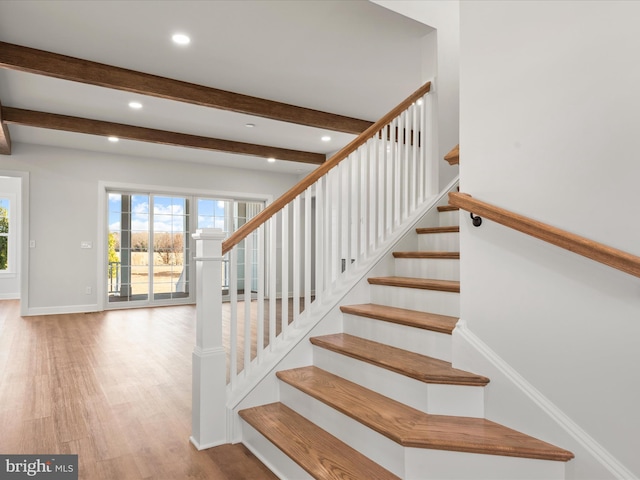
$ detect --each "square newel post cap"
[192,228,226,241]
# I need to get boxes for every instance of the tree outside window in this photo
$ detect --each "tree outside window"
[0,198,9,271]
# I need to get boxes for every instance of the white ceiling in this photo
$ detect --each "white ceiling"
[0,0,432,175]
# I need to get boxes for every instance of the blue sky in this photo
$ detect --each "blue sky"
[108,194,228,232]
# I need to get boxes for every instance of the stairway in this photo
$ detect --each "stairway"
[239,202,574,479]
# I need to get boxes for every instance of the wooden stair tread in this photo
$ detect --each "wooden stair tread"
[437,204,459,212]
[393,251,460,259]
[340,304,458,334]
[368,276,460,293]
[310,333,487,386]
[277,367,574,462]
[416,226,459,234]
[239,402,400,480]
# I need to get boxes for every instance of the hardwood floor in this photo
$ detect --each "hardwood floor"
[0,300,277,480]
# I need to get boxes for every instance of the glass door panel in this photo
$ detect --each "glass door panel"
[108,193,150,303]
[152,196,190,301]
[108,192,190,305]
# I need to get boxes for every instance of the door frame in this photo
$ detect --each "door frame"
[0,170,29,315]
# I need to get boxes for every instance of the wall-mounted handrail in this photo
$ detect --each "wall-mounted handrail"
[222,81,431,255]
[449,192,640,278]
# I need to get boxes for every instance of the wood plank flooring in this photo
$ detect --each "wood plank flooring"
[0,300,277,480]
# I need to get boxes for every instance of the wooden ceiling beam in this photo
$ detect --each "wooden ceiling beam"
[0,99,11,155]
[1,107,325,165]
[0,41,373,135]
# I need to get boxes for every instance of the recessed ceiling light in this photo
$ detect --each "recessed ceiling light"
[267,157,276,163]
[245,123,255,128]
[129,101,143,109]
[108,136,119,143]
[321,135,331,142]
[172,33,191,46]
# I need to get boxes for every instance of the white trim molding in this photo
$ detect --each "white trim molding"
[454,320,637,480]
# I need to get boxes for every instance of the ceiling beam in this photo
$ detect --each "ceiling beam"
[1,107,326,165]
[0,99,11,155]
[0,42,374,135]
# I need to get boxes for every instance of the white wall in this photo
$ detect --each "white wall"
[1,143,301,315]
[0,175,21,299]
[372,0,460,190]
[460,1,640,477]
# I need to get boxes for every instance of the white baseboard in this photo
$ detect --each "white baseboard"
[0,293,20,300]
[26,304,99,316]
[189,436,227,451]
[454,320,637,480]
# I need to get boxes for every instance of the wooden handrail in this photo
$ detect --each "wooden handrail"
[449,192,640,278]
[222,81,432,254]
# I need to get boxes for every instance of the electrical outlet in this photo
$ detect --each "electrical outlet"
[85,286,92,295]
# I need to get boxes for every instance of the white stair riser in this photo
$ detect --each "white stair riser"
[279,381,406,477]
[438,210,460,227]
[312,346,485,418]
[369,285,460,317]
[418,232,459,251]
[241,418,314,480]
[279,382,562,480]
[394,258,460,280]
[343,313,453,362]
[405,448,566,480]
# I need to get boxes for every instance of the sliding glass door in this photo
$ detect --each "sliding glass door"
[107,193,190,305]
[107,190,263,307]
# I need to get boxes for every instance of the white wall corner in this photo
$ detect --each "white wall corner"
[452,321,637,480]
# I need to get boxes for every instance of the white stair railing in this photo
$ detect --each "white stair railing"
[192,81,435,448]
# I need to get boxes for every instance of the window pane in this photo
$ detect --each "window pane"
[0,236,6,271]
[198,199,214,217]
[131,195,149,214]
[0,198,9,270]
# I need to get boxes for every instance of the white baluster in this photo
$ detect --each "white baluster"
[392,118,401,228]
[351,149,360,263]
[256,224,264,363]
[315,178,324,302]
[377,134,385,245]
[411,102,418,213]
[292,195,300,327]
[342,159,352,275]
[304,187,312,310]
[281,204,289,336]
[269,217,277,348]
[402,110,410,219]
[229,246,238,386]
[243,233,253,375]
[418,96,425,203]
[325,169,333,289]
[384,125,392,236]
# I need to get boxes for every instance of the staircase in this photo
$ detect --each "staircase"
[238,202,574,479]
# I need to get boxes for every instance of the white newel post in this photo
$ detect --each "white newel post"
[190,228,228,450]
